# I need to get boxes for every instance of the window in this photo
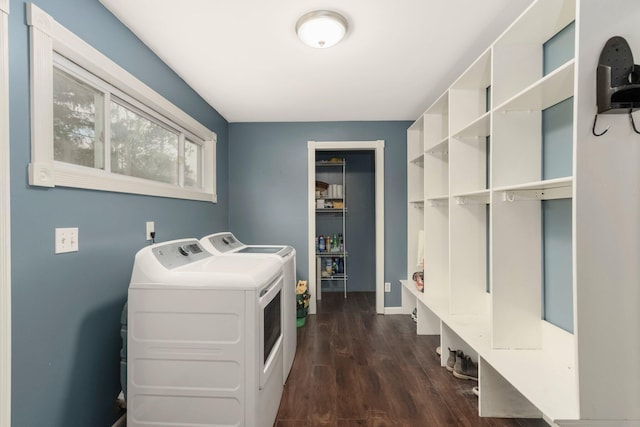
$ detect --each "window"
[53,66,105,170]
[109,99,180,185]
[28,3,217,202]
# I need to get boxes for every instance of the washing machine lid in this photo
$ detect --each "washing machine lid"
[130,238,282,290]
[201,232,294,258]
[237,246,283,254]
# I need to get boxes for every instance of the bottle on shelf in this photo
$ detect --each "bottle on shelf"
[324,258,332,277]
[318,234,325,253]
[339,233,344,252]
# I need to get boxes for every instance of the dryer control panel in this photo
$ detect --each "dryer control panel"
[152,240,211,269]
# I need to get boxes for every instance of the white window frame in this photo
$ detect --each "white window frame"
[0,2,10,426]
[27,3,217,202]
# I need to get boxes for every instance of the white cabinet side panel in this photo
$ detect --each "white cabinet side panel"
[573,0,640,420]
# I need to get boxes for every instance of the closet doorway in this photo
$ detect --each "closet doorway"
[307,140,385,314]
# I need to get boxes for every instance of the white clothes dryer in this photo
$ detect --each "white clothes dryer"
[200,232,297,383]
[127,238,284,427]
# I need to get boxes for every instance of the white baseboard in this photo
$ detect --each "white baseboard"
[554,421,640,427]
[383,306,406,315]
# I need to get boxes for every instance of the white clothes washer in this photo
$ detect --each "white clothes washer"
[127,238,284,427]
[199,232,297,382]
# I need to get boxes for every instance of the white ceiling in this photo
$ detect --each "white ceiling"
[99,0,535,123]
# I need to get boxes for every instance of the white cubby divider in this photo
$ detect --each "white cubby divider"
[423,200,449,297]
[449,49,492,135]
[402,0,640,424]
[449,196,488,316]
[424,142,448,199]
[491,190,543,349]
[406,117,425,282]
[450,135,489,194]
[424,92,449,151]
[492,109,541,188]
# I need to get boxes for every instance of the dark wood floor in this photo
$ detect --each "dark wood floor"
[276,292,548,427]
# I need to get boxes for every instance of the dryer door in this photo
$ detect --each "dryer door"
[258,274,283,390]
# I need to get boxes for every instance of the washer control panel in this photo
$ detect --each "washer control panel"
[152,240,211,269]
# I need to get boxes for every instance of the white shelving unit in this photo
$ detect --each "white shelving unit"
[315,160,348,298]
[402,0,640,425]
[407,118,425,278]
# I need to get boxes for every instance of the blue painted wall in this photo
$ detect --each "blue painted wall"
[542,97,573,179]
[541,97,574,333]
[542,199,573,333]
[8,1,229,426]
[543,21,575,76]
[227,122,410,307]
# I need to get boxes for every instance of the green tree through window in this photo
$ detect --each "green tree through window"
[53,68,104,169]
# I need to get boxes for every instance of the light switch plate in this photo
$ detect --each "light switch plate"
[55,227,78,254]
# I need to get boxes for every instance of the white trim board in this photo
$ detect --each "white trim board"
[383,307,406,315]
[0,4,10,427]
[307,140,385,314]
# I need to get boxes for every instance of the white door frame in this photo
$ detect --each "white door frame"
[307,140,385,314]
[0,2,10,426]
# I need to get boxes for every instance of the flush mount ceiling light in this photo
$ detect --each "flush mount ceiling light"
[296,10,348,49]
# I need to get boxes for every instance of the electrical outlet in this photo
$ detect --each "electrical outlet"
[384,282,391,292]
[55,227,78,254]
[146,221,155,240]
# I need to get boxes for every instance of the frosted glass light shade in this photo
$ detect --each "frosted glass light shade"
[296,10,348,49]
